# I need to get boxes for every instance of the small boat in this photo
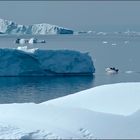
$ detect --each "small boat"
[105,67,119,74]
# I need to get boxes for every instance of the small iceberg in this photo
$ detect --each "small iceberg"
[124,41,129,44]
[125,70,134,74]
[97,32,107,35]
[37,39,46,43]
[15,38,46,44]
[102,41,108,44]
[17,46,38,53]
[111,43,117,46]
[28,38,46,44]
[0,47,95,76]
[15,38,28,44]
[28,38,37,44]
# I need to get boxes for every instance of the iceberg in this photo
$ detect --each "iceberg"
[0,82,140,139]
[0,47,95,76]
[0,19,74,35]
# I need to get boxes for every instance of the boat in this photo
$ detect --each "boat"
[105,67,119,74]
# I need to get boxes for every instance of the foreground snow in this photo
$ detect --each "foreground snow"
[45,82,140,116]
[0,82,140,139]
[0,19,73,35]
[0,47,94,76]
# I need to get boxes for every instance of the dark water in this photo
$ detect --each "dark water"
[0,34,140,103]
[0,76,94,104]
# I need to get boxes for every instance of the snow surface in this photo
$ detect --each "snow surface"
[0,47,94,76]
[0,82,140,139]
[0,19,73,35]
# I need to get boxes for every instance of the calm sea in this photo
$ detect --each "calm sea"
[0,34,140,103]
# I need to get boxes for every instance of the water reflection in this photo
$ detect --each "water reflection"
[0,76,95,104]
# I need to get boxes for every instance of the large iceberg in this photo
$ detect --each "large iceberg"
[0,19,74,35]
[0,47,95,76]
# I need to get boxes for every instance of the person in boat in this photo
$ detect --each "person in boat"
[105,67,119,74]
[110,67,119,72]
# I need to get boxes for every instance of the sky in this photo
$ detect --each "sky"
[0,1,140,31]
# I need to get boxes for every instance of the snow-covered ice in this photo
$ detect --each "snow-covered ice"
[112,43,117,46]
[0,82,140,139]
[18,39,28,44]
[28,38,37,44]
[124,41,129,44]
[97,32,107,35]
[17,46,38,53]
[102,41,108,44]
[125,70,134,74]
[28,38,45,44]
[15,38,46,44]
[46,82,140,116]
[0,19,73,35]
[0,47,95,76]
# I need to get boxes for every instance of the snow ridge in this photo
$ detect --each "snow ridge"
[0,83,140,139]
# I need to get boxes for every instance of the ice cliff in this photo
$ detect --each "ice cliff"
[0,19,74,35]
[0,47,95,76]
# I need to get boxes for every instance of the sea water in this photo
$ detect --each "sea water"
[0,34,140,103]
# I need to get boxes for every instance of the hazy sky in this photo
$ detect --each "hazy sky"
[0,1,140,31]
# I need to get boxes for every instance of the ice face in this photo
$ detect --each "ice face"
[0,19,74,35]
[0,47,95,76]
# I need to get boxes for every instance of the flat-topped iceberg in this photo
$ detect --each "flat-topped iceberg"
[0,47,95,76]
[0,19,74,35]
